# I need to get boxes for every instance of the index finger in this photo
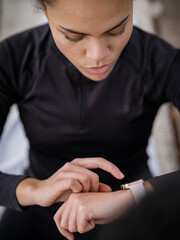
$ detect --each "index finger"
[72,157,124,180]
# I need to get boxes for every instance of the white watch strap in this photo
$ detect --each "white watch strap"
[121,179,147,204]
[128,181,146,204]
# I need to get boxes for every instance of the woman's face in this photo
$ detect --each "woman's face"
[45,0,133,81]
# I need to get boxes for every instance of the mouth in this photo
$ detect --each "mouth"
[85,63,113,75]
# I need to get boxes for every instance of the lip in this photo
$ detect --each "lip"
[85,63,112,75]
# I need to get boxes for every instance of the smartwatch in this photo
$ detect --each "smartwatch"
[121,179,146,204]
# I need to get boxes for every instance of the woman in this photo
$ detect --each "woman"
[0,0,179,239]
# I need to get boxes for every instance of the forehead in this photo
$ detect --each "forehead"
[47,0,133,34]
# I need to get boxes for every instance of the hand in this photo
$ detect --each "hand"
[16,157,124,207]
[54,190,135,240]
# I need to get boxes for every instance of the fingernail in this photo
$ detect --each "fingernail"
[119,171,125,179]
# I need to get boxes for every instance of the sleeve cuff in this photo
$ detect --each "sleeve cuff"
[7,174,29,211]
[147,170,180,193]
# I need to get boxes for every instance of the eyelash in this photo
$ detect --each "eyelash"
[109,27,126,37]
[65,35,83,42]
[64,26,126,42]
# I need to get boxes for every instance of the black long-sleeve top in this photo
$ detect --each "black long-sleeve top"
[0,24,180,211]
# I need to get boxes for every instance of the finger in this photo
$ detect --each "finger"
[54,203,74,240]
[61,163,100,192]
[59,171,91,192]
[99,183,112,192]
[77,206,95,233]
[60,201,72,231]
[58,225,74,240]
[68,202,78,233]
[54,178,82,200]
[54,201,67,220]
[60,178,82,192]
[57,189,72,202]
[72,157,124,180]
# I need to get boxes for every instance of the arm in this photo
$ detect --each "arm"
[15,157,124,207]
[54,170,180,240]
[147,170,180,192]
[0,40,29,211]
[54,189,135,240]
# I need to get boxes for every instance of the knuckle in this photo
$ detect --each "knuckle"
[82,175,89,183]
[78,204,86,215]
[59,170,65,177]
[68,177,76,186]
[69,193,78,202]
[73,196,82,206]
[60,222,66,229]
[72,158,77,162]
[71,158,79,164]
[69,225,76,233]
[53,214,57,222]
[79,228,85,234]
[92,173,99,183]
[64,162,71,169]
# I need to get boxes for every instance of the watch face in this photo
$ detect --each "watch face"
[121,183,129,190]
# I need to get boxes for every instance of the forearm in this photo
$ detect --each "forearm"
[109,189,135,220]
[105,182,153,221]
[0,172,30,210]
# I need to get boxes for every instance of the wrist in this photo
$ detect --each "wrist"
[143,181,154,195]
[112,190,136,219]
[121,180,154,205]
[16,178,40,206]
[116,189,136,207]
[121,179,146,204]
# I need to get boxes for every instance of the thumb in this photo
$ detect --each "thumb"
[99,183,112,192]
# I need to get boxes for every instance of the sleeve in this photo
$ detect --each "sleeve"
[165,50,180,110]
[138,33,180,111]
[0,40,29,211]
[147,170,180,192]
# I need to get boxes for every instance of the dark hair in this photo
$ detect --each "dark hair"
[36,0,56,9]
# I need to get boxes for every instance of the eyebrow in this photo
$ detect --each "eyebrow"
[59,14,129,35]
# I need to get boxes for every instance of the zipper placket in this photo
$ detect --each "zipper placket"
[80,76,86,125]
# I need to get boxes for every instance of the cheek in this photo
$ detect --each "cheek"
[52,31,73,57]
[55,38,71,55]
[117,26,133,52]
[54,37,82,62]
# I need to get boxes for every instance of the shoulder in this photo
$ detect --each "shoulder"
[0,24,55,100]
[0,24,53,64]
[0,23,51,48]
[122,26,178,70]
[118,27,180,105]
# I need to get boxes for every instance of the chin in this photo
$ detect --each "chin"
[88,75,107,81]
[81,71,111,82]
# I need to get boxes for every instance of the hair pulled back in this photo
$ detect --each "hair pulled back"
[36,0,56,9]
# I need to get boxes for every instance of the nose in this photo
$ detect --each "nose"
[86,38,110,62]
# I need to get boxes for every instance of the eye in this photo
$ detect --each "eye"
[108,26,126,37]
[64,34,84,42]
